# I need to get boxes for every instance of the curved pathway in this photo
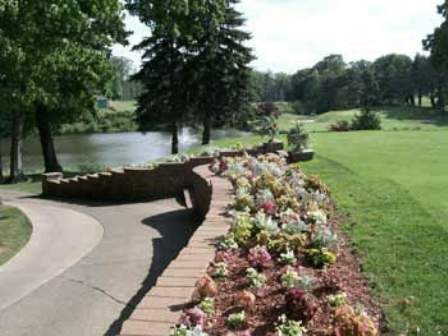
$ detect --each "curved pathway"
[0,190,196,336]
[0,200,103,312]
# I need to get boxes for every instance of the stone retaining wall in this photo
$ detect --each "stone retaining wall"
[119,164,232,336]
[41,142,285,208]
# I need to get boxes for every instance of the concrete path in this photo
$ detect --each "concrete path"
[0,190,197,336]
[0,201,103,312]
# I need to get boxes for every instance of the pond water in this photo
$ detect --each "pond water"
[0,128,249,173]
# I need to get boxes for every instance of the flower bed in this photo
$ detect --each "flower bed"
[171,153,381,336]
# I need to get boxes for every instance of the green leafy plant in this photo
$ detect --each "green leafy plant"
[297,275,315,291]
[327,292,347,308]
[198,297,215,316]
[170,325,209,336]
[287,122,309,152]
[279,249,297,265]
[276,314,307,336]
[213,262,229,279]
[246,267,267,289]
[252,211,279,234]
[230,213,254,245]
[227,310,246,329]
[219,234,239,250]
[307,248,337,267]
[281,268,301,289]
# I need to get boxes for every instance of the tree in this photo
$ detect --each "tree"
[373,54,413,105]
[423,1,448,114]
[412,54,437,107]
[0,1,128,174]
[127,0,228,153]
[110,56,134,100]
[193,0,254,145]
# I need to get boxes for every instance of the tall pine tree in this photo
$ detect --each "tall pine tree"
[127,0,226,154]
[194,0,254,145]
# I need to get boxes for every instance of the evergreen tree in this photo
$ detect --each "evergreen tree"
[424,1,448,114]
[194,0,254,145]
[127,0,227,153]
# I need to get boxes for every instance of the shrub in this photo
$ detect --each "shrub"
[198,297,215,316]
[281,268,301,289]
[333,305,378,336]
[246,267,267,288]
[290,101,304,115]
[77,162,105,174]
[219,234,239,251]
[279,249,297,265]
[307,248,337,267]
[248,245,272,268]
[194,275,218,299]
[253,116,280,143]
[351,110,382,130]
[257,101,281,117]
[276,314,307,336]
[287,122,309,152]
[235,290,256,309]
[180,307,206,328]
[170,325,209,336]
[285,289,318,323]
[327,292,347,308]
[329,120,351,132]
[213,262,229,279]
[228,310,246,329]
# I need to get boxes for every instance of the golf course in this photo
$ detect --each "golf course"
[183,107,448,335]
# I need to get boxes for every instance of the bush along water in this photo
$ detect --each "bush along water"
[171,153,381,336]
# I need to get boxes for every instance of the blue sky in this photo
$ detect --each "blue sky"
[112,0,443,74]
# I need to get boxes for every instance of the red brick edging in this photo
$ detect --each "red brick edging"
[119,165,232,336]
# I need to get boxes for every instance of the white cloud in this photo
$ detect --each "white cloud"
[112,0,443,73]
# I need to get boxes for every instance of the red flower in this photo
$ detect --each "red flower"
[260,200,277,215]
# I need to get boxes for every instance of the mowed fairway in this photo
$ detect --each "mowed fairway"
[302,129,448,334]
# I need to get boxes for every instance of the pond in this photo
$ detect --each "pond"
[0,128,249,173]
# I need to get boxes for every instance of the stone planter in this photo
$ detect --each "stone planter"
[189,156,215,168]
[263,140,284,153]
[219,150,244,158]
[288,149,315,163]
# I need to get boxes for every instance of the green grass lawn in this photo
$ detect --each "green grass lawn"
[278,105,448,133]
[0,205,32,265]
[300,130,448,335]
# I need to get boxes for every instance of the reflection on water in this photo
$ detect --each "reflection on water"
[0,128,248,172]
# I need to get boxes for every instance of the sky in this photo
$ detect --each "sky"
[112,0,443,74]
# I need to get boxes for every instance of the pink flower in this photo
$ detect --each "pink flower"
[180,307,206,327]
[248,246,272,268]
[219,160,228,173]
[215,250,232,263]
[259,200,277,215]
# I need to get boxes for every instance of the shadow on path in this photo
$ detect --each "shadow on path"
[104,208,200,336]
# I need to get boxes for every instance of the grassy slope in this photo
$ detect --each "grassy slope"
[279,105,448,133]
[0,205,32,265]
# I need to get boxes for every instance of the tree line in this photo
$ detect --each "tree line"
[251,53,446,115]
